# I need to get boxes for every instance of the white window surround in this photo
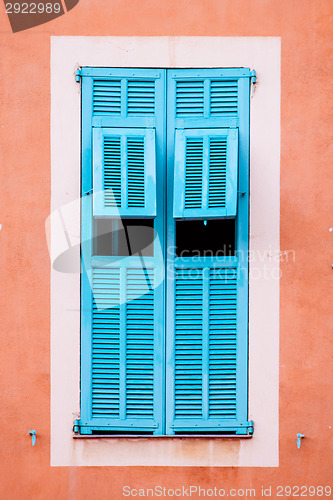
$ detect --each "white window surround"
[50,36,280,467]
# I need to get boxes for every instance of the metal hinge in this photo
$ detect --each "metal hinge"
[75,69,82,83]
[250,70,256,84]
[248,420,254,435]
[73,419,81,434]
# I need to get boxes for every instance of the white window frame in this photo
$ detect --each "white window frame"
[50,36,280,467]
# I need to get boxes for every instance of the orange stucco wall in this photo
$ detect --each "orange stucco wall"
[0,1,332,498]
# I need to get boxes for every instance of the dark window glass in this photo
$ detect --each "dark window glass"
[93,219,154,256]
[175,219,235,257]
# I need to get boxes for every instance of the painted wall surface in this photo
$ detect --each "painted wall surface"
[0,1,332,499]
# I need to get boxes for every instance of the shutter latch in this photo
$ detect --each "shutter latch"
[297,433,305,449]
[250,70,256,84]
[29,430,37,446]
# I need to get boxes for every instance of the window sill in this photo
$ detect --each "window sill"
[73,434,253,439]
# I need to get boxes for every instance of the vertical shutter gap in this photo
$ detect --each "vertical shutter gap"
[127,80,155,115]
[176,81,204,116]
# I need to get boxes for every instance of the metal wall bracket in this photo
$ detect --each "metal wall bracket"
[297,433,304,449]
[29,430,36,446]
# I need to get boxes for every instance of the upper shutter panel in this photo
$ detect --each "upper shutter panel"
[175,80,204,116]
[92,77,156,116]
[93,127,156,217]
[173,128,238,219]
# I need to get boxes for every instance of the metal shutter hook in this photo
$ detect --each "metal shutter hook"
[297,433,304,449]
[29,430,36,446]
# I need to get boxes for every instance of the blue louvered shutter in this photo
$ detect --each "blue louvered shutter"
[93,128,156,217]
[166,69,250,435]
[79,69,165,435]
[87,262,163,433]
[79,68,251,436]
[173,128,238,218]
[167,260,246,434]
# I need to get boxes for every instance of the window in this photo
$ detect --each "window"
[76,68,252,436]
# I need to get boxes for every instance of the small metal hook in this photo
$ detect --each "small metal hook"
[297,433,304,449]
[29,430,36,447]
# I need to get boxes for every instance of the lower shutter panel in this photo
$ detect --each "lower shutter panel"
[84,264,160,433]
[170,261,247,434]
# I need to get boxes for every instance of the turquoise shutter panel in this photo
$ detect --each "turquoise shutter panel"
[166,69,251,436]
[93,127,156,217]
[175,78,239,118]
[168,262,241,431]
[79,68,251,436]
[79,69,165,435]
[84,263,162,432]
[173,128,238,219]
[166,259,249,434]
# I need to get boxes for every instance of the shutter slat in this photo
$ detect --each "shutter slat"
[127,80,155,115]
[93,80,122,115]
[210,81,238,116]
[176,80,204,116]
